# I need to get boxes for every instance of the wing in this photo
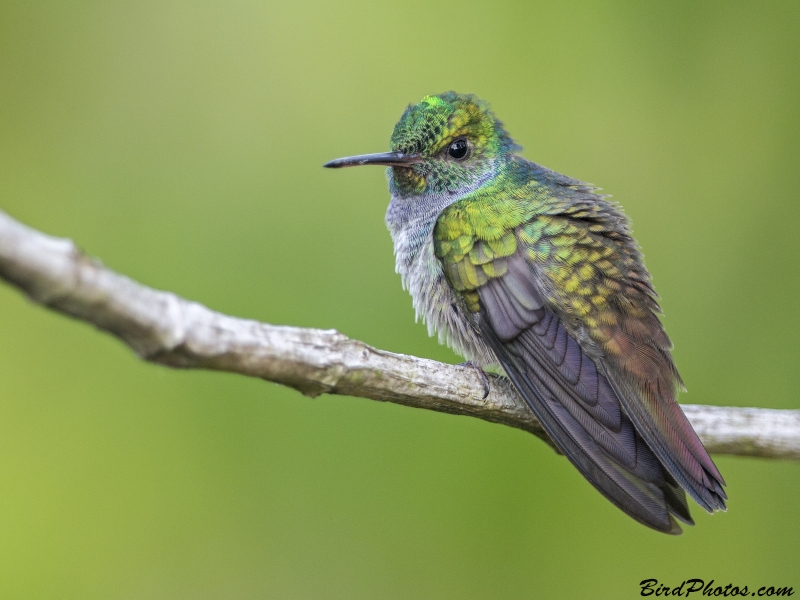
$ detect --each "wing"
[434,173,725,533]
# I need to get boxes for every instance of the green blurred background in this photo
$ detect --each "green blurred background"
[1,1,798,598]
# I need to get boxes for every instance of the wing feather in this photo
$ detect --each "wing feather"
[432,167,725,532]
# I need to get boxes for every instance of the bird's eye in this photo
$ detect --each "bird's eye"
[447,138,469,160]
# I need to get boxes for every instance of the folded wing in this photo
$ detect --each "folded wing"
[434,197,726,533]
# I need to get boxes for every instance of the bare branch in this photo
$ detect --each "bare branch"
[1,209,798,460]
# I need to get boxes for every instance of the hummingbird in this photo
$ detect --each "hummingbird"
[324,92,726,534]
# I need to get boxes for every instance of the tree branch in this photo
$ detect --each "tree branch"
[1,208,798,460]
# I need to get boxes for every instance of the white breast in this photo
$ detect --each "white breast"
[385,194,496,366]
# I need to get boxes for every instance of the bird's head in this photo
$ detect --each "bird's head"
[325,92,520,196]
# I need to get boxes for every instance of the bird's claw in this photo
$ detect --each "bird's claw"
[459,360,491,400]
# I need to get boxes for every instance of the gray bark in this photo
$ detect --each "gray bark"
[1,209,798,460]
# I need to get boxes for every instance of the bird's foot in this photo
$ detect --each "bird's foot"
[459,360,491,400]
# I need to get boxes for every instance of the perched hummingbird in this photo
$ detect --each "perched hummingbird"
[324,92,726,534]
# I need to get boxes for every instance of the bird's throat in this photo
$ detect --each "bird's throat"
[390,166,426,196]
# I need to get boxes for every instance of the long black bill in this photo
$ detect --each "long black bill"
[323,151,422,169]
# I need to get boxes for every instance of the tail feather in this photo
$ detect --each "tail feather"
[480,319,693,534]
